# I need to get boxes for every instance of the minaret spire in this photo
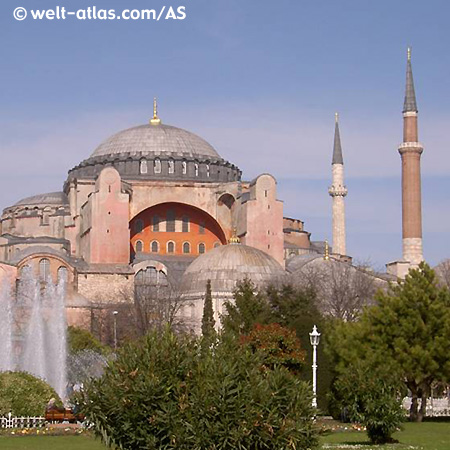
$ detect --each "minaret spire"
[332,112,344,165]
[403,47,418,113]
[328,112,348,257]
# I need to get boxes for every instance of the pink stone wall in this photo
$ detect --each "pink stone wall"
[240,175,284,267]
[81,168,130,264]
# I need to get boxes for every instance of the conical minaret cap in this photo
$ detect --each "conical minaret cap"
[332,112,344,165]
[403,48,418,113]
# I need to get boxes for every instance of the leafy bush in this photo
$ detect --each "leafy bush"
[331,360,406,444]
[0,371,62,416]
[78,329,318,450]
[67,326,107,355]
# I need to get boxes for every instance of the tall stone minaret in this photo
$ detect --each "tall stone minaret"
[328,113,348,256]
[399,48,424,266]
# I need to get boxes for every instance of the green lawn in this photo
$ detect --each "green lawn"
[0,422,448,450]
[0,435,106,450]
[321,421,450,450]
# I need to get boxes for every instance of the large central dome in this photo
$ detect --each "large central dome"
[91,123,220,159]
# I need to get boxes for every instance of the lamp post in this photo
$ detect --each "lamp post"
[113,310,119,350]
[309,325,321,408]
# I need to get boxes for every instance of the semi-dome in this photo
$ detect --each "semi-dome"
[181,243,286,299]
[90,123,221,160]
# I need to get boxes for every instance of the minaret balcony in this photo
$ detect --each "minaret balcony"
[328,185,348,197]
[398,142,423,155]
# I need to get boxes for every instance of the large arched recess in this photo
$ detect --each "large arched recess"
[129,202,227,259]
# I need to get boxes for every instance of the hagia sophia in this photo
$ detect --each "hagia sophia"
[0,50,428,332]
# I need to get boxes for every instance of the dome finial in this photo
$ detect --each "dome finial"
[228,227,241,244]
[324,239,330,260]
[150,97,161,125]
[407,46,411,62]
[335,112,339,123]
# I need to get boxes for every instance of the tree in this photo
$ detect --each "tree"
[435,259,450,289]
[133,274,190,335]
[241,323,305,373]
[326,262,450,422]
[67,326,107,354]
[201,280,215,338]
[295,259,380,321]
[368,262,450,421]
[222,278,269,335]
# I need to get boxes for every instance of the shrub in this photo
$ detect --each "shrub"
[0,371,62,416]
[331,360,406,444]
[78,329,318,450]
[67,326,106,355]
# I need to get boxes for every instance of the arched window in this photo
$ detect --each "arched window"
[183,242,191,254]
[39,258,50,280]
[182,160,187,175]
[167,241,175,253]
[135,219,144,233]
[198,243,206,254]
[154,158,161,174]
[166,209,175,232]
[194,163,199,177]
[182,216,189,233]
[168,159,175,174]
[199,222,205,234]
[135,240,143,252]
[152,215,160,232]
[206,164,210,178]
[140,159,148,174]
[57,266,68,283]
[151,241,159,253]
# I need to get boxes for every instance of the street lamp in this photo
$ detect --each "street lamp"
[309,325,321,408]
[113,310,119,350]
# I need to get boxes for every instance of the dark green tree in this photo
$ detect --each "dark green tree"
[326,262,450,422]
[368,262,450,421]
[222,278,269,335]
[201,280,215,339]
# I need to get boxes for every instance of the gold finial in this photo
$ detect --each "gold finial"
[407,47,411,62]
[228,228,241,244]
[335,112,339,123]
[150,97,161,125]
[324,240,330,261]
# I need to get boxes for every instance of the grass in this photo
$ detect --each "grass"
[0,435,106,450]
[321,421,450,450]
[0,421,448,450]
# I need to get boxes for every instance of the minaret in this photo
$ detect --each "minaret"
[399,48,424,266]
[328,112,348,256]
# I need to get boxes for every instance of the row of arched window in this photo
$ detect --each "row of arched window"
[20,259,69,282]
[139,158,211,177]
[134,240,208,255]
[134,216,206,234]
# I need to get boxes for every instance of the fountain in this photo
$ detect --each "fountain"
[0,280,14,372]
[0,266,68,400]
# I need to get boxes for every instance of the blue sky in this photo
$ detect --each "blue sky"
[0,0,449,267]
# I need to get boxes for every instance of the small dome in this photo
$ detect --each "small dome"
[13,192,68,207]
[90,123,220,160]
[181,243,286,299]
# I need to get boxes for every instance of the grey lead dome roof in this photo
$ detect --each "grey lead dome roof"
[181,243,286,299]
[14,192,69,207]
[90,123,221,159]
